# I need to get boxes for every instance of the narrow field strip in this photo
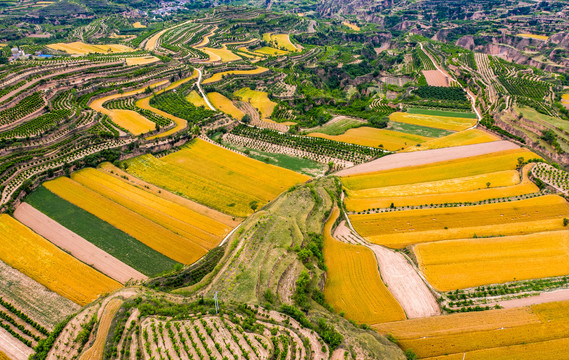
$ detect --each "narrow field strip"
[374,301,569,359]
[309,127,430,151]
[405,128,499,152]
[351,195,569,248]
[78,298,123,360]
[25,187,178,276]
[389,111,476,131]
[415,230,569,291]
[202,67,268,84]
[324,208,406,324]
[71,168,230,248]
[345,165,538,211]
[43,177,207,264]
[0,215,122,306]
[14,203,147,284]
[341,147,534,190]
[0,328,32,360]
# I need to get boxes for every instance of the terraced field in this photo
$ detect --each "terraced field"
[207,92,245,119]
[389,112,476,131]
[233,87,276,119]
[122,138,309,217]
[201,67,268,84]
[309,127,430,151]
[405,129,498,151]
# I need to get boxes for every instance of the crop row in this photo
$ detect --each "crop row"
[0,92,45,126]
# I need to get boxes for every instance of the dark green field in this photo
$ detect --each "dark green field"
[25,187,179,276]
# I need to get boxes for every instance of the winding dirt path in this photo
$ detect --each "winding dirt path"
[334,220,440,318]
[497,289,569,309]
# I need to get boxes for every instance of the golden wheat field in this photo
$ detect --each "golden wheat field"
[309,127,430,151]
[415,230,569,291]
[346,170,520,199]
[255,47,289,56]
[98,162,239,227]
[202,67,268,85]
[351,195,569,248]
[185,90,208,107]
[323,208,406,324]
[0,350,10,360]
[342,148,537,191]
[47,42,134,55]
[517,33,549,41]
[71,168,231,249]
[202,47,242,63]
[342,21,360,31]
[0,214,121,306]
[132,21,146,28]
[207,92,245,120]
[233,87,276,119]
[390,112,477,131]
[43,177,207,264]
[262,33,298,52]
[374,301,569,359]
[79,298,123,360]
[125,56,160,66]
[345,165,538,211]
[406,129,499,152]
[122,138,309,217]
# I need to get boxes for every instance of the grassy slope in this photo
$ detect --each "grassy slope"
[388,120,453,137]
[305,117,364,136]
[189,178,404,359]
[25,187,179,276]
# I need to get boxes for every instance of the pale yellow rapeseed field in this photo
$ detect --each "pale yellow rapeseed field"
[233,87,276,119]
[125,56,160,66]
[351,195,569,248]
[323,208,406,324]
[405,129,499,152]
[122,138,309,217]
[0,214,121,306]
[390,111,477,131]
[374,301,569,359]
[202,47,242,63]
[255,47,289,56]
[43,177,207,264]
[342,21,361,31]
[309,127,430,151]
[202,67,268,85]
[207,92,245,120]
[415,230,569,291]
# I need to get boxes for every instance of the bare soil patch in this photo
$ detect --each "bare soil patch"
[0,328,33,360]
[422,70,451,87]
[15,203,147,284]
[497,289,569,309]
[336,140,518,176]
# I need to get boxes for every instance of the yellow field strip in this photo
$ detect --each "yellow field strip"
[122,138,309,217]
[202,46,242,63]
[346,170,520,199]
[342,148,537,190]
[351,195,569,248]
[98,162,240,226]
[374,301,569,359]
[324,208,406,324]
[345,165,538,211]
[233,87,276,119]
[405,129,499,152]
[71,168,230,249]
[262,33,299,52]
[0,215,121,306]
[79,298,123,360]
[186,90,208,107]
[202,67,268,84]
[44,177,207,264]
[309,127,430,151]
[207,92,245,120]
[415,230,569,291]
[48,41,134,55]
[390,112,476,131]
